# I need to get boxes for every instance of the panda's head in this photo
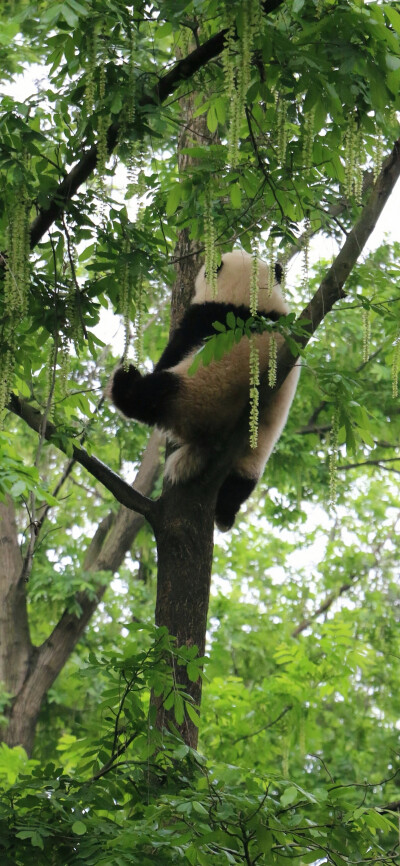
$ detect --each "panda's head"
[193,249,287,314]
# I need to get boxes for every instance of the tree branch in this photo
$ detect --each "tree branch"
[292,575,359,638]
[7,393,155,521]
[337,458,400,473]
[28,0,285,248]
[231,704,292,745]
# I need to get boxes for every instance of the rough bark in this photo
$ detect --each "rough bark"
[0,499,32,702]
[152,481,216,747]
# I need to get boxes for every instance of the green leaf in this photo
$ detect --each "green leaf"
[226,311,236,329]
[166,184,181,216]
[385,6,400,34]
[280,786,298,807]
[207,105,218,133]
[174,693,184,725]
[185,702,200,726]
[230,183,242,209]
[72,820,87,835]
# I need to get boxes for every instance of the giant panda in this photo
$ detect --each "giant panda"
[109,249,300,531]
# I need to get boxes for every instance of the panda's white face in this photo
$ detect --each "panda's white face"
[193,249,288,316]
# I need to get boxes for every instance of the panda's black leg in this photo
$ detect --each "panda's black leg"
[109,364,179,426]
[215,473,256,532]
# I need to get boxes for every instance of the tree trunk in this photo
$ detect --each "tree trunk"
[0,499,32,720]
[153,480,216,747]
[150,78,217,747]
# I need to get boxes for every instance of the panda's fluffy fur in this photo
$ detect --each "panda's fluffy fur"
[109,249,299,531]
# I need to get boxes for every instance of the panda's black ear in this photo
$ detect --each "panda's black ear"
[206,260,223,281]
[274,262,283,284]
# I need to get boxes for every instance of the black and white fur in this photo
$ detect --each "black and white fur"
[109,250,299,530]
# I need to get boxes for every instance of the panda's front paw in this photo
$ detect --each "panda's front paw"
[112,363,141,388]
[106,364,142,417]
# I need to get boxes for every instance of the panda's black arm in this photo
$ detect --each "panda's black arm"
[154,301,280,371]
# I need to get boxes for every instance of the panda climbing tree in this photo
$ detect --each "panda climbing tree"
[108,250,300,531]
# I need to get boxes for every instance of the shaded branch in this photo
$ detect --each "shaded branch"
[8,393,155,521]
[231,704,292,745]
[337,458,400,474]
[292,575,358,638]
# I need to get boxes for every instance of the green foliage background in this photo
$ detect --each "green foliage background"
[0,0,400,863]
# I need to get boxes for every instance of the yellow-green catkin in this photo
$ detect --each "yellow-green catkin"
[224,0,260,166]
[121,238,132,368]
[267,235,275,297]
[126,26,138,185]
[47,338,58,420]
[134,270,144,366]
[354,134,364,205]
[268,332,277,388]
[1,189,31,418]
[250,249,259,317]
[302,106,315,171]
[302,216,311,293]
[373,134,383,183]
[66,281,81,347]
[84,26,97,113]
[204,186,217,296]
[249,335,260,449]
[4,187,30,316]
[392,333,400,399]
[329,407,340,507]
[0,350,13,423]
[249,247,260,448]
[362,307,370,363]
[96,31,108,182]
[58,337,70,399]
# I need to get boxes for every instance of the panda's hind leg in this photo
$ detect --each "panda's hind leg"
[109,364,179,427]
[215,473,257,532]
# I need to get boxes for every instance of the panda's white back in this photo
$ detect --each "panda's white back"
[193,249,289,316]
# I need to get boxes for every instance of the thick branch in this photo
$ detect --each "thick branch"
[8,393,155,520]
[28,0,285,248]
